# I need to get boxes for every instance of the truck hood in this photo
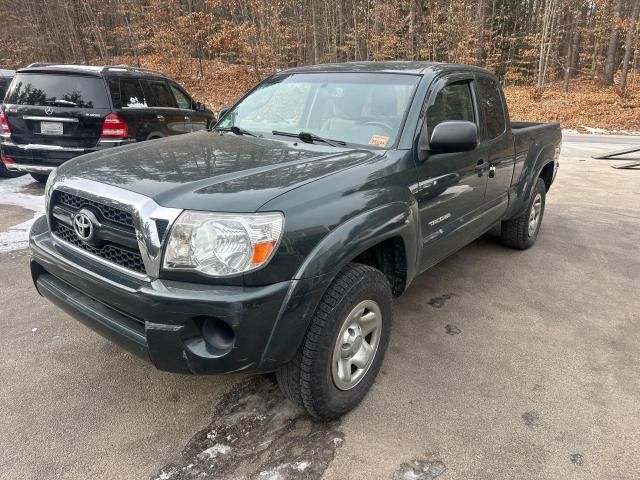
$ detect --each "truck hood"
[56,131,378,212]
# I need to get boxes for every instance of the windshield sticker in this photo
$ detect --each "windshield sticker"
[369,134,390,147]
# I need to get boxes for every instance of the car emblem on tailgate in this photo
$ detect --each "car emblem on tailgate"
[73,212,94,242]
[44,106,54,115]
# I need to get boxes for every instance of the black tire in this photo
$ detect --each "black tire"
[30,172,49,184]
[276,263,393,419]
[0,161,25,178]
[501,177,546,250]
[145,132,165,141]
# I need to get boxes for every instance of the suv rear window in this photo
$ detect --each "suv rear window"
[5,73,109,108]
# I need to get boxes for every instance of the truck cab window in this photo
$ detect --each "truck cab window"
[477,76,506,139]
[427,81,475,140]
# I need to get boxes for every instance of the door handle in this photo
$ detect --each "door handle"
[475,160,489,176]
[157,115,165,121]
[184,116,190,120]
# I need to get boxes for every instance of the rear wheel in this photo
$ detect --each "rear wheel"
[30,172,49,184]
[145,132,165,141]
[501,177,546,249]
[0,161,25,178]
[276,263,392,419]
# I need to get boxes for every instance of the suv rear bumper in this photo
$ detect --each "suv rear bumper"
[28,215,316,375]
[2,139,135,174]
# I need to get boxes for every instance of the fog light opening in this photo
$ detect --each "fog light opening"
[201,317,235,353]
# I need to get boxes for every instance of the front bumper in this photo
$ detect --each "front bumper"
[2,139,135,174]
[28,215,311,375]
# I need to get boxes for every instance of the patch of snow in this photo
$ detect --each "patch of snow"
[155,471,174,480]
[294,461,309,472]
[200,444,231,458]
[0,176,45,252]
[581,125,610,134]
[31,328,38,332]
[562,128,579,135]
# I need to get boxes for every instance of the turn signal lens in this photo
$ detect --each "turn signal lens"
[251,241,276,265]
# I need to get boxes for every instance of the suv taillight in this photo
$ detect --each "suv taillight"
[100,113,128,139]
[0,109,11,138]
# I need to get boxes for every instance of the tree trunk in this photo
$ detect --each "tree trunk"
[475,0,487,64]
[620,0,640,92]
[602,0,624,85]
[563,7,582,93]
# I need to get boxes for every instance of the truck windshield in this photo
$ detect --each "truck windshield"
[218,73,420,148]
[5,73,110,109]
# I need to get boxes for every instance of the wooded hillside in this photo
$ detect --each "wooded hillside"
[1,0,639,131]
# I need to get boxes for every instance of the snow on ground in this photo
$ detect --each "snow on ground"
[0,175,45,253]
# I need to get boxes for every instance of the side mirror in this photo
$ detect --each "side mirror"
[194,101,206,112]
[428,121,478,154]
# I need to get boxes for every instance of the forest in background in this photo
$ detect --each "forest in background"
[1,0,639,131]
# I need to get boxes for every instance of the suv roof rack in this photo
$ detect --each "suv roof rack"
[102,65,169,78]
[27,62,60,67]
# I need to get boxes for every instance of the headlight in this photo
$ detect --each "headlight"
[163,211,284,277]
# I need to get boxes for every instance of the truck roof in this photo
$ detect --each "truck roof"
[15,64,169,79]
[280,61,495,76]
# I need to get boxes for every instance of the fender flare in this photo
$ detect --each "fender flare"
[508,144,557,219]
[257,200,419,370]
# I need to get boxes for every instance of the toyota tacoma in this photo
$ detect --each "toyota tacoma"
[29,62,561,419]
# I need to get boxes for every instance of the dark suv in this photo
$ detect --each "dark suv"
[0,64,215,182]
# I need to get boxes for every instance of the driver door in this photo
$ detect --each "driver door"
[413,75,489,272]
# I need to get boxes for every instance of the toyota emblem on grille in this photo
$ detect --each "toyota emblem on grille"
[73,212,94,242]
[44,106,54,116]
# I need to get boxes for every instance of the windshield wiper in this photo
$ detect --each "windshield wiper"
[272,130,346,147]
[216,125,258,137]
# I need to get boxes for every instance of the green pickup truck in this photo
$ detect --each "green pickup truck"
[29,62,561,419]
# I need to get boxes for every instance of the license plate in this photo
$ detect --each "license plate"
[41,121,63,135]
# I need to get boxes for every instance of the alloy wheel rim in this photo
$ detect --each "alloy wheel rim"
[528,193,542,236]
[331,299,382,391]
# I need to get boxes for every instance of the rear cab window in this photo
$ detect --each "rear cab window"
[5,73,110,108]
[476,76,506,139]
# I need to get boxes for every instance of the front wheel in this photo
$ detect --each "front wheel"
[501,177,546,249]
[276,263,392,419]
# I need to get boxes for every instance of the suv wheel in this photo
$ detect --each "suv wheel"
[30,172,49,184]
[0,161,25,178]
[276,263,392,419]
[501,177,546,249]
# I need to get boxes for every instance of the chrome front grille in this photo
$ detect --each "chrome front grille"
[50,190,146,275]
[54,222,146,274]
[57,191,135,229]
[47,178,182,280]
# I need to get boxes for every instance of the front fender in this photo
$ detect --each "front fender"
[294,200,418,281]
[257,200,419,371]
